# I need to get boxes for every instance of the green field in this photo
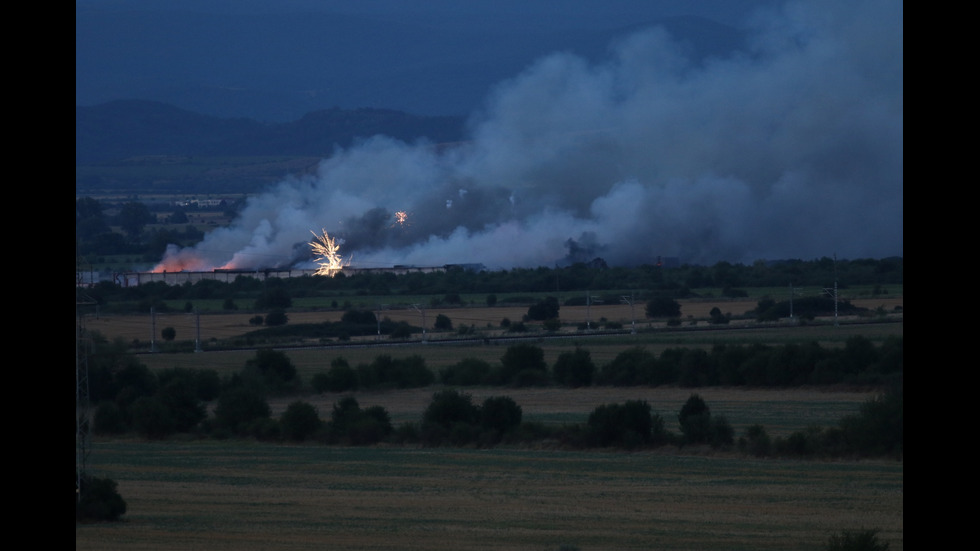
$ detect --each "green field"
[77,441,903,550]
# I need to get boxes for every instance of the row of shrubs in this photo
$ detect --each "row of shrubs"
[312,335,903,392]
[85,331,901,457]
[93,373,902,462]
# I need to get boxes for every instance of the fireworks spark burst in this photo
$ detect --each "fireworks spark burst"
[389,210,411,228]
[310,229,350,277]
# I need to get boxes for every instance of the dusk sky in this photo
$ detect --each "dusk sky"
[77,0,903,270]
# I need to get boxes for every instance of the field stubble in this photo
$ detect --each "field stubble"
[77,439,903,551]
[78,297,902,550]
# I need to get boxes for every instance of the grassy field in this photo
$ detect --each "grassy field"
[77,294,903,549]
[77,437,903,551]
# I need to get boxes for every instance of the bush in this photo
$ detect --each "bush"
[739,424,772,457]
[598,346,656,386]
[825,528,890,551]
[646,297,681,318]
[441,358,494,386]
[280,401,321,441]
[434,313,453,330]
[212,387,271,435]
[552,348,595,388]
[678,394,711,445]
[325,397,393,445]
[423,389,479,430]
[161,326,176,341]
[526,296,560,320]
[130,396,176,439]
[587,400,659,449]
[77,473,127,522]
[480,396,522,434]
[92,401,127,434]
[264,309,288,326]
[244,348,299,391]
[312,358,358,392]
[500,343,546,385]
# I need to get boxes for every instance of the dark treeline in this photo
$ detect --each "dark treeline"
[83,330,902,461]
[80,256,903,315]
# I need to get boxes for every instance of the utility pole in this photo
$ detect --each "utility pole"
[621,292,637,334]
[194,309,202,353]
[823,254,840,327]
[586,291,591,331]
[76,291,96,502]
[150,306,157,353]
[413,304,427,342]
[376,304,388,340]
[789,283,795,320]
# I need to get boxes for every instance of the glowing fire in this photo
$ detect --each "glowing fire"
[310,229,350,277]
[388,210,411,229]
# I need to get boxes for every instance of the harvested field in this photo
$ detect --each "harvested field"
[77,439,903,551]
[80,297,903,345]
[274,386,874,437]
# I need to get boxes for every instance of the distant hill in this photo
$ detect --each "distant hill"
[77,1,754,122]
[76,100,466,164]
[75,100,467,195]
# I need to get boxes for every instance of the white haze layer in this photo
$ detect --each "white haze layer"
[158,0,902,271]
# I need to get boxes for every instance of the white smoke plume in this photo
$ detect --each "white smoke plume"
[156,0,902,272]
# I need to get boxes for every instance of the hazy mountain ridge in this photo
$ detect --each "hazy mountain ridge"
[77,2,751,122]
[76,100,467,165]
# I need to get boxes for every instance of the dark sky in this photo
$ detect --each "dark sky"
[76,0,780,121]
[78,0,903,270]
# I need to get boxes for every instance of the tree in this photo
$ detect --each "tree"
[254,278,292,310]
[646,297,681,318]
[553,347,595,387]
[526,296,560,320]
[826,529,890,551]
[587,400,660,449]
[264,309,288,326]
[708,306,730,325]
[280,401,322,441]
[678,394,711,444]
[117,201,155,239]
[244,348,298,391]
[480,396,522,434]
[76,473,127,522]
[327,397,392,445]
[434,313,453,331]
[212,387,271,435]
[313,357,358,393]
[423,389,480,429]
[440,358,494,386]
[129,396,176,439]
[499,343,547,386]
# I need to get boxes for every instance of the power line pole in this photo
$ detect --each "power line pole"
[150,306,157,353]
[376,303,388,341]
[413,304,427,342]
[76,292,96,502]
[822,254,840,327]
[195,309,202,353]
[621,292,637,334]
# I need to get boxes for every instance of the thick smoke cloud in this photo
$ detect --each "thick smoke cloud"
[157,0,902,272]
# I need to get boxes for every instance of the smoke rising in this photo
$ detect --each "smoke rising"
[157,0,902,272]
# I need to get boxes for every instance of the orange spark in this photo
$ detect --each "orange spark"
[310,229,350,277]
